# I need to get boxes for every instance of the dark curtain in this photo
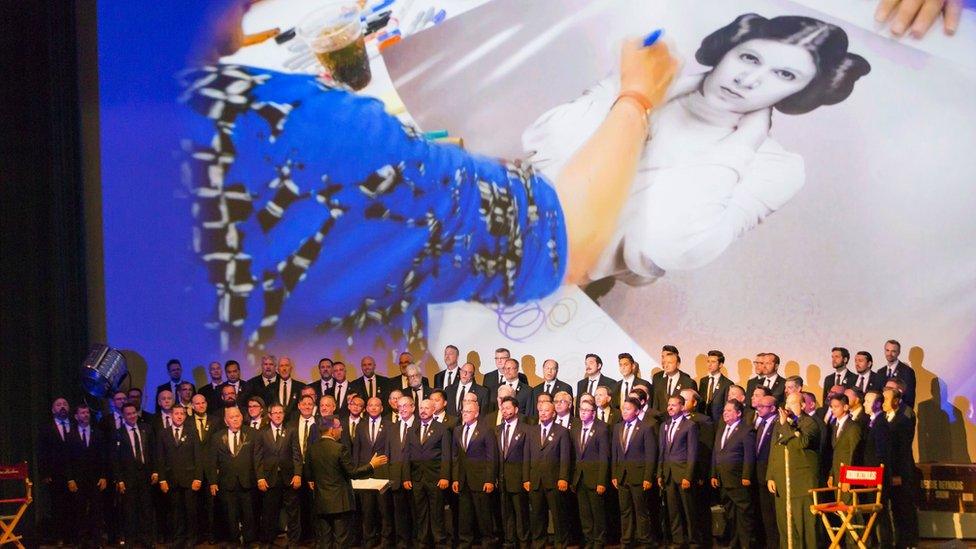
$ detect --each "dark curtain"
[0,0,90,539]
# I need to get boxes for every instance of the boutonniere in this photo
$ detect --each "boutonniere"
[514,433,521,440]
[547,433,554,442]
[473,430,480,439]
[179,435,187,442]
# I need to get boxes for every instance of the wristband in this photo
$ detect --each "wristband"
[614,90,654,116]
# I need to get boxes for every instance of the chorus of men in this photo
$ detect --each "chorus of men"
[38,339,920,548]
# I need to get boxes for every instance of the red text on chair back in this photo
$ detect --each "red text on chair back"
[840,465,883,486]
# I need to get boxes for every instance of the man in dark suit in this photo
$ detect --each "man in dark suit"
[349,355,389,406]
[155,358,195,412]
[389,394,417,547]
[150,389,177,436]
[451,400,497,548]
[38,397,75,545]
[822,347,857,405]
[404,397,452,547]
[496,396,531,548]
[658,394,700,547]
[766,393,821,549]
[681,389,714,548]
[434,344,463,390]
[247,354,279,398]
[699,350,733,423]
[154,405,203,549]
[481,347,528,394]
[255,403,303,545]
[884,387,918,548]
[208,406,259,544]
[391,352,430,391]
[651,352,696,413]
[576,353,618,410]
[339,395,366,454]
[525,401,571,549]
[447,362,490,417]
[745,353,787,406]
[593,386,620,426]
[188,394,220,544]
[244,395,270,431]
[217,360,248,414]
[530,359,574,417]
[851,351,884,394]
[197,361,226,413]
[402,364,432,414]
[825,394,865,515]
[880,339,917,407]
[710,400,755,549]
[613,352,652,410]
[355,397,396,548]
[291,395,321,543]
[495,358,533,413]
[612,397,658,547]
[67,403,109,548]
[112,403,157,547]
[305,415,387,547]
[862,390,893,547]
[264,355,306,421]
[311,357,336,400]
[752,395,779,549]
[572,399,610,549]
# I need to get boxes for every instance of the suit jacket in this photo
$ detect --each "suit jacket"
[247,374,278,398]
[348,374,388,404]
[188,413,220,446]
[745,374,787,406]
[524,422,571,489]
[446,382,490,416]
[389,374,431,393]
[612,377,652,409]
[245,416,270,432]
[850,370,885,394]
[386,419,415,489]
[264,377,307,420]
[216,380,249,411]
[354,415,392,476]
[651,371,697,413]
[405,418,452,483]
[197,382,224,415]
[154,424,204,488]
[530,379,574,416]
[822,369,858,403]
[711,421,755,486]
[402,385,432,413]
[611,419,657,485]
[112,422,155,486]
[658,415,699,483]
[492,380,532,413]
[766,414,821,494]
[155,380,196,411]
[878,361,917,407]
[863,414,892,472]
[255,423,302,487]
[576,374,619,407]
[496,418,531,492]
[887,408,916,479]
[38,419,74,480]
[67,425,109,485]
[339,415,365,453]
[289,415,321,463]
[208,426,259,489]
[827,417,864,483]
[594,406,621,427]
[482,369,528,393]
[686,411,715,482]
[310,377,335,400]
[570,420,610,489]
[98,409,125,437]
[433,368,462,390]
[452,421,497,489]
[698,374,733,422]
[304,436,374,515]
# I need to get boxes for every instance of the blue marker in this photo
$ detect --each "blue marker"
[642,29,664,47]
[430,9,447,26]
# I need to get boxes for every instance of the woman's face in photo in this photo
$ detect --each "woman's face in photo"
[702,38,816,113]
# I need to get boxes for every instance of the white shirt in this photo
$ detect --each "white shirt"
[555,414,571,428]
[524,76,803,284]
[442,367,458,387]
[835,414,849,436]
[504,379,520,391]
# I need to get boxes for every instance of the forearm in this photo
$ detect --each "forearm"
[555,100,648,284]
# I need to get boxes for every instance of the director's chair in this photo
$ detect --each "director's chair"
[0,463,32,549]
[809,464,885,549]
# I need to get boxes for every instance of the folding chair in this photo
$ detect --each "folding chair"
[809,464,884,549]
[0,463,33,549]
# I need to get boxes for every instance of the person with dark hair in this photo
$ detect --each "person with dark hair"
[825,394,864,487]
[862,389,893,547]
[435,345,463,390]
[245,395,269,431]
[852,351,884,394]
[198,361,225,413]
[496,395,531,548]
[766,393,821,549]
[354,397,396,548]
[699,349,733,422]
[452,400,498,548]
[658,394,698,546]
[67,403,109,549]
[746,353,786,405]
[525,401,571,548]
[403,397,452,548]
[710,399,755,549]
[155,404,203,549]
[156,359,195,412]
[576,353,618,411]
[822,347,856,404]
[38,397,75,544]
[613,397,660,546]
[526,13,870,287]
[615,352,652,410]
[880,339,917,406]
[884,387,919,547]
[304,415,388,547]
[113,402,158,547]
[652,352,696,413]
[255,402,303,547]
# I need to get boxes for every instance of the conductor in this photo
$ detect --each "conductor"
[305,414,388,547]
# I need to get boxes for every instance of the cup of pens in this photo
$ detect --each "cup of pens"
[298,1,372,90]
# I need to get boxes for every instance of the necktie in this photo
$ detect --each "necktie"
[198,417,206,441]
[414,388,421,405]
[82,428,89,447]
[421,422,429,444]
[303,420,311,453]
[756,419,765,452]
[463,424,471,449]
[276,427,282,442]
[834,422,841,440]
[667,377,674,396]
[623,422,632,451]
[545,383,551,394]
[502,423,510,456]
[581,426,588,448]
[115,414,122,429]
[351,420,358,439]
[232,431,238,455]
[721,424,732,449]
[764,377,771,389]
[132,427,143,463]
[252,420,259,429]
[457,386,466,410]
[165,415,171,429]
[368,377,374,398]
[174,426,181,442]
[446,371,453,387]
[706,378,714,403]
[836,372,842,387]
[668,419,678,445]
[587,380,595,395]
[57,420,66,441]
[370,419,377,444]
[858,375,867,392]
[623,381,630,402]
[541,425,548,445]
[280,380,288,406]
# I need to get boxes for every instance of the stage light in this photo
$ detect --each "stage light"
[81,344,128,397]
